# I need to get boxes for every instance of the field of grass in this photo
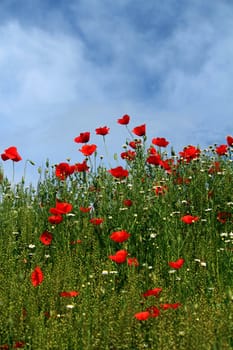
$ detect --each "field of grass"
[1,118,233,349]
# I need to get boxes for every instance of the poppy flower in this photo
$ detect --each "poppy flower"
[129,140,141,149]
[146,154,161,166]
[60,291,79,297]
[160,303,181,310]
[117,114,130,125]
[181,215,199,224]
[168,258,185,269]
[154,185,168,196]
[79,206,92,213]
[215,144,228,156]
[132,124,146,137]
[152,137,169,147]
[208,161,221,174]
[40,231,53,245]
[123,199,133,207]
[1,146,22,162]
[179,145,200,162]
[121,150,136,161]
[90,218,104,225]
[134,311,150,321]
[79,144,97,156]
[110,230,131,243]
[127,257,139,267]
[108,166,129,178]
[217,211,232,223]
[160,159,173,173]
[95,126,110,136]
[55,162,75,180]
[146,306,160,318]
[142,288,162,298]
[226,135,233,147]
[31,266,44,287]
[48,215,63,224]
[74,132,90,143]
[109,249,128,263]
[75,160,89,172]
[13,341,25,349]
[50,201,73,215]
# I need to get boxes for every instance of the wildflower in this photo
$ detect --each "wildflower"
[129,140,141,149]
[121,150,136,161]
[226,135,233,147]
[142,288,162,298]
[217,212,232,223]
[152,137,169,147]
[108,166,129,178]
[160,303,181,310]
[179,145,200,162]
[117,114,130,125]
[146,306,160,317]
[90,218,104,225]
[181,215,199,224]
[48,215,63,224]
[146,154,161,166]
[215,144,228,156]
[208,161,221,174]
[55,162,75,180]
[109,249,128,263]
[74,132,90,143]
[154,185,168,196]
[50,201,73,215]
[127,257,139,267]
[110,230,131,243]
[60,291,79,297]
[134,311,150,321]
[132,124,146,137]
[13,341,25,348]
[79,144,97,156]
[75,160,89,172]
[31,266,44,287]
[168,258,185,269]
[95,126,110,136]
[79,206,92,213]
[1,146,22,162]
[40,231,53,246]
[123,199,133,207]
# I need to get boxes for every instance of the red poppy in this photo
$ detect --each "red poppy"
[146,306,160,318]
[179,145,200,162]
[40,231,53,245]
[217,212,232,223]
[123,199,133,207]
[74,132,90,143]
[95,126,110,136]
[168,258,185,269]
[146,154,161,166]
[154,185,168,196]
[117,114,130,125]
[127,257,139,267]
[50,201,73,215]
[121,150,136,161]
[79,144,97,156]
[110,230,131,243]
[13,341,25,349]
[134,311,150,321]
[0,344,9,349]
[160,159,173,173]
[31,266,44,287]
[79,206,91,213]
[181,215,199,224]
[132,124,146,137]
[55,162,75,180]
[152,137,169,147]
[226,135,233,147]
[129,140,141,149]
[142,288,162,298]
[48,215,63,224]
[1,146,22,162]
[208,161,221,174]
[75,160,89,172]
[160,303,181,310]
[90,218,104,225]
[108,166,129,178]
[70,239,82,245]
[215,144,228,156]
[60,291,79,297]
[109,249,128,263]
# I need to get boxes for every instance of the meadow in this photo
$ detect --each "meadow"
[0,115,233,349]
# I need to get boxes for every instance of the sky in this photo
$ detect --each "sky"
[0,0,233,184]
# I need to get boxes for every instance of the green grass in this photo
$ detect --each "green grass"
[1,128,233,349]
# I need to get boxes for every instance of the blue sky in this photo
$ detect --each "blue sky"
[1,0,233,184]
